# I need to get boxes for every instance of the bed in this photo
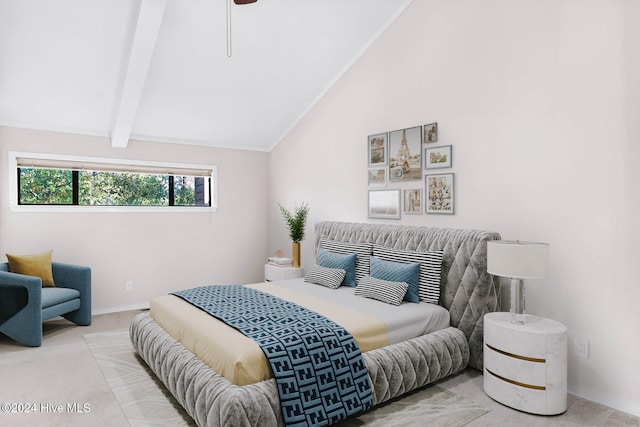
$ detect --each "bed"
[130,221,501,426]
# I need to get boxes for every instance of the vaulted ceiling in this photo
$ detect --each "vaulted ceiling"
[0,0,413,151]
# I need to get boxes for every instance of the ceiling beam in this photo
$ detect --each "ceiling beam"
[111,0,167,148]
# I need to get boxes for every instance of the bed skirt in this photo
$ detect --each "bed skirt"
[130,312,469,427]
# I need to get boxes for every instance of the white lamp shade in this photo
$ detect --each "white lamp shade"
[487,240,549,279]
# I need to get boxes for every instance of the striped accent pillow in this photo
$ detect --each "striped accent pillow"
[354,275,408,306]
[317,249,356,287]
[372,244,444,304]
[304,265,346,289]
[319,239,372,282]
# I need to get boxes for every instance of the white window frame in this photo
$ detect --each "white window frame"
[9,151,218,213]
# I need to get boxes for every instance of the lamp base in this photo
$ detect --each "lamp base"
[510,278,525,324]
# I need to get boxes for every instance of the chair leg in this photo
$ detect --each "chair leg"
[0,323,42,347]
[0,286,43,347]
[62,305,91,326]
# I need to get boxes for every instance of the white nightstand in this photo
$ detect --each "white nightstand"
[483,312,567,415]
[264,264,304,282]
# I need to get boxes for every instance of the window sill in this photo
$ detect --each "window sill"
[9,205,219,213]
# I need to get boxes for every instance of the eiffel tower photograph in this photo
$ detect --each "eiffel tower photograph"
[389,126,422,181]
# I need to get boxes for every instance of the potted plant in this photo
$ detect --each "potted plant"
[278,202,310,268]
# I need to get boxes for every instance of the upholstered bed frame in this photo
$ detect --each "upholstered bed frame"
[130,221,501,426]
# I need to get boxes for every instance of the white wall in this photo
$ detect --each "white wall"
[269,0,640,417]
[0,126,270,313]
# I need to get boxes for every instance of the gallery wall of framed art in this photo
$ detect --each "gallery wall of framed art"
[367,121,455,218]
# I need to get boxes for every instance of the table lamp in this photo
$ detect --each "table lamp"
[487,240,549,324]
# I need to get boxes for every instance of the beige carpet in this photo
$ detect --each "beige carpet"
[84,329,194,426]
[84,329,489,427]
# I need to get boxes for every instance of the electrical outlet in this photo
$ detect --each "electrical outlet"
[574,337,589,359]
[126,281,134,291]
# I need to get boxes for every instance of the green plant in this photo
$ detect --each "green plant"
[278,202,310,242]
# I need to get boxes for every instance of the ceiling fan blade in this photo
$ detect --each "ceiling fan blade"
[234,0,257,4]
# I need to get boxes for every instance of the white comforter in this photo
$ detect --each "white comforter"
[273,278,450,344]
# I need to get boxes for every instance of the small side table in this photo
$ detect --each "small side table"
[264,264,304,282]
[483,312,567,415]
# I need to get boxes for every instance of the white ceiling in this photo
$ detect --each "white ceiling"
[0,0,413,151]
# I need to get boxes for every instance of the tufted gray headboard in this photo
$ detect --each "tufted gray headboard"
[315,221,501,370]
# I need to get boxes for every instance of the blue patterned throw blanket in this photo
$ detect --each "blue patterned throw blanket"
[172,285,373,427]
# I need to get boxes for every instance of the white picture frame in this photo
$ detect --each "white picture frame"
[425,145,452,169]
[403,188,422,214]
[368,167,387,187]
[368,133,388,167]
[368,189,401,219]
[425,173,454,214]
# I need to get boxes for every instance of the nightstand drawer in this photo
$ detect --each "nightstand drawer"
[264,264,304,281]
[484,343,546,388]
[485,325,548,360]
[484,368,549,414]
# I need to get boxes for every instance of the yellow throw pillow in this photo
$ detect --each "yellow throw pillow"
[6,250,56,287]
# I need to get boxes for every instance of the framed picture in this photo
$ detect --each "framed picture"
[425,145,452,169]
[425,173,454,214]
[368,189,401,219]
[368,167,387,187]
[403,189,423,214]
[368,133,388,167]
[424,122,438,143]
[388,126,422,181]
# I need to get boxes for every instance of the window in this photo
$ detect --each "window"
[9,152,217,212]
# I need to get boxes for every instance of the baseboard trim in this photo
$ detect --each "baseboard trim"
[568,388,640,418]
[92,302,149,316]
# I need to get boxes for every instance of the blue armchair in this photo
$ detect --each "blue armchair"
[0,262,91,347]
